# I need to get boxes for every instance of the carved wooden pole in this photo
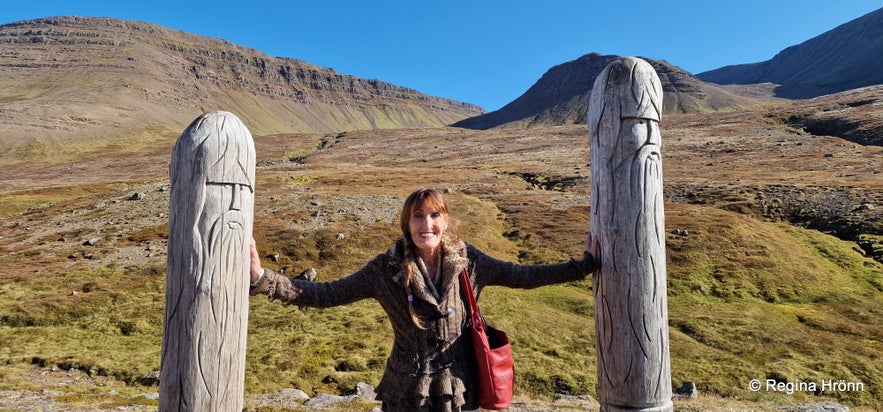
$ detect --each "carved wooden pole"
[161,111,255,411]
[589,57,672,412]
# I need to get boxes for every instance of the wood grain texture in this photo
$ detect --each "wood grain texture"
[589,57,673,412]
[160,111,255,411]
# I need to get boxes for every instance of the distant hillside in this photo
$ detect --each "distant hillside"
[453,53,766,130]
[697,7,883,99]
[0,16,484,159]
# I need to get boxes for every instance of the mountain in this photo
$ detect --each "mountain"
[453,53,767,130]
[0,16,484,159]
[697,7,883,99]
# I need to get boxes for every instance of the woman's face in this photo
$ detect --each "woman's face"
[409,202,448,257]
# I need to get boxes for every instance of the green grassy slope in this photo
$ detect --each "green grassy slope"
[1,197,880,407]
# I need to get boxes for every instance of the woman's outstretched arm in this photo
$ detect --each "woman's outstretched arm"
[472,232,600,289]
[248,240,378,308]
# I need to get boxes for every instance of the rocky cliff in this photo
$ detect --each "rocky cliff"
[0,16,484,157]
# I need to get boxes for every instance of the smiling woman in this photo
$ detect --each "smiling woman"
[248,187,600,412]
[401,189,456,329]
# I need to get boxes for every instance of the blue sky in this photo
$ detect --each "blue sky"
[1,1,880,111]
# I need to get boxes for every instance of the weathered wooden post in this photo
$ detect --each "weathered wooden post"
[589,57,672,411]
[160,111,255,411]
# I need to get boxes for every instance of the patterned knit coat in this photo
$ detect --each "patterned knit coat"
[250,235,597,411]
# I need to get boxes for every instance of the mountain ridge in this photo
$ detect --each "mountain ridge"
[0,16,484,159]
[453,53,769,130]
[696,6,883,98]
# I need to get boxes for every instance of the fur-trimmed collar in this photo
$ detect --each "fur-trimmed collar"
[387,234,469,307]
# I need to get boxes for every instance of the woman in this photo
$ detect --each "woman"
[249,188,599,412]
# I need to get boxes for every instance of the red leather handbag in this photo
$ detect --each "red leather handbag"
[458,268,514,410]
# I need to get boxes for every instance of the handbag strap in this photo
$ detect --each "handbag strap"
[458,268,485,331]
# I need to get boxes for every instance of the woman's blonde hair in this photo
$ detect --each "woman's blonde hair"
[399,188,459,328]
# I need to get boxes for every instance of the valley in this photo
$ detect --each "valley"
[1,92,881,410]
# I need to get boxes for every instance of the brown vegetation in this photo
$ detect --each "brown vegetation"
[1,86,882,410]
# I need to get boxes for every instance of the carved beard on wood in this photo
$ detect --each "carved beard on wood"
[589,58,673,411]
[161,111,255,412]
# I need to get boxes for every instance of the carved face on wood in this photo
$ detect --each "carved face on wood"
[200,126,255,295]
[200,115,255,268]
[164,111,255,410]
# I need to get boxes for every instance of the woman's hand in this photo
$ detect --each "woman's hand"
[586,232,600,261]
[249,239,263,284]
